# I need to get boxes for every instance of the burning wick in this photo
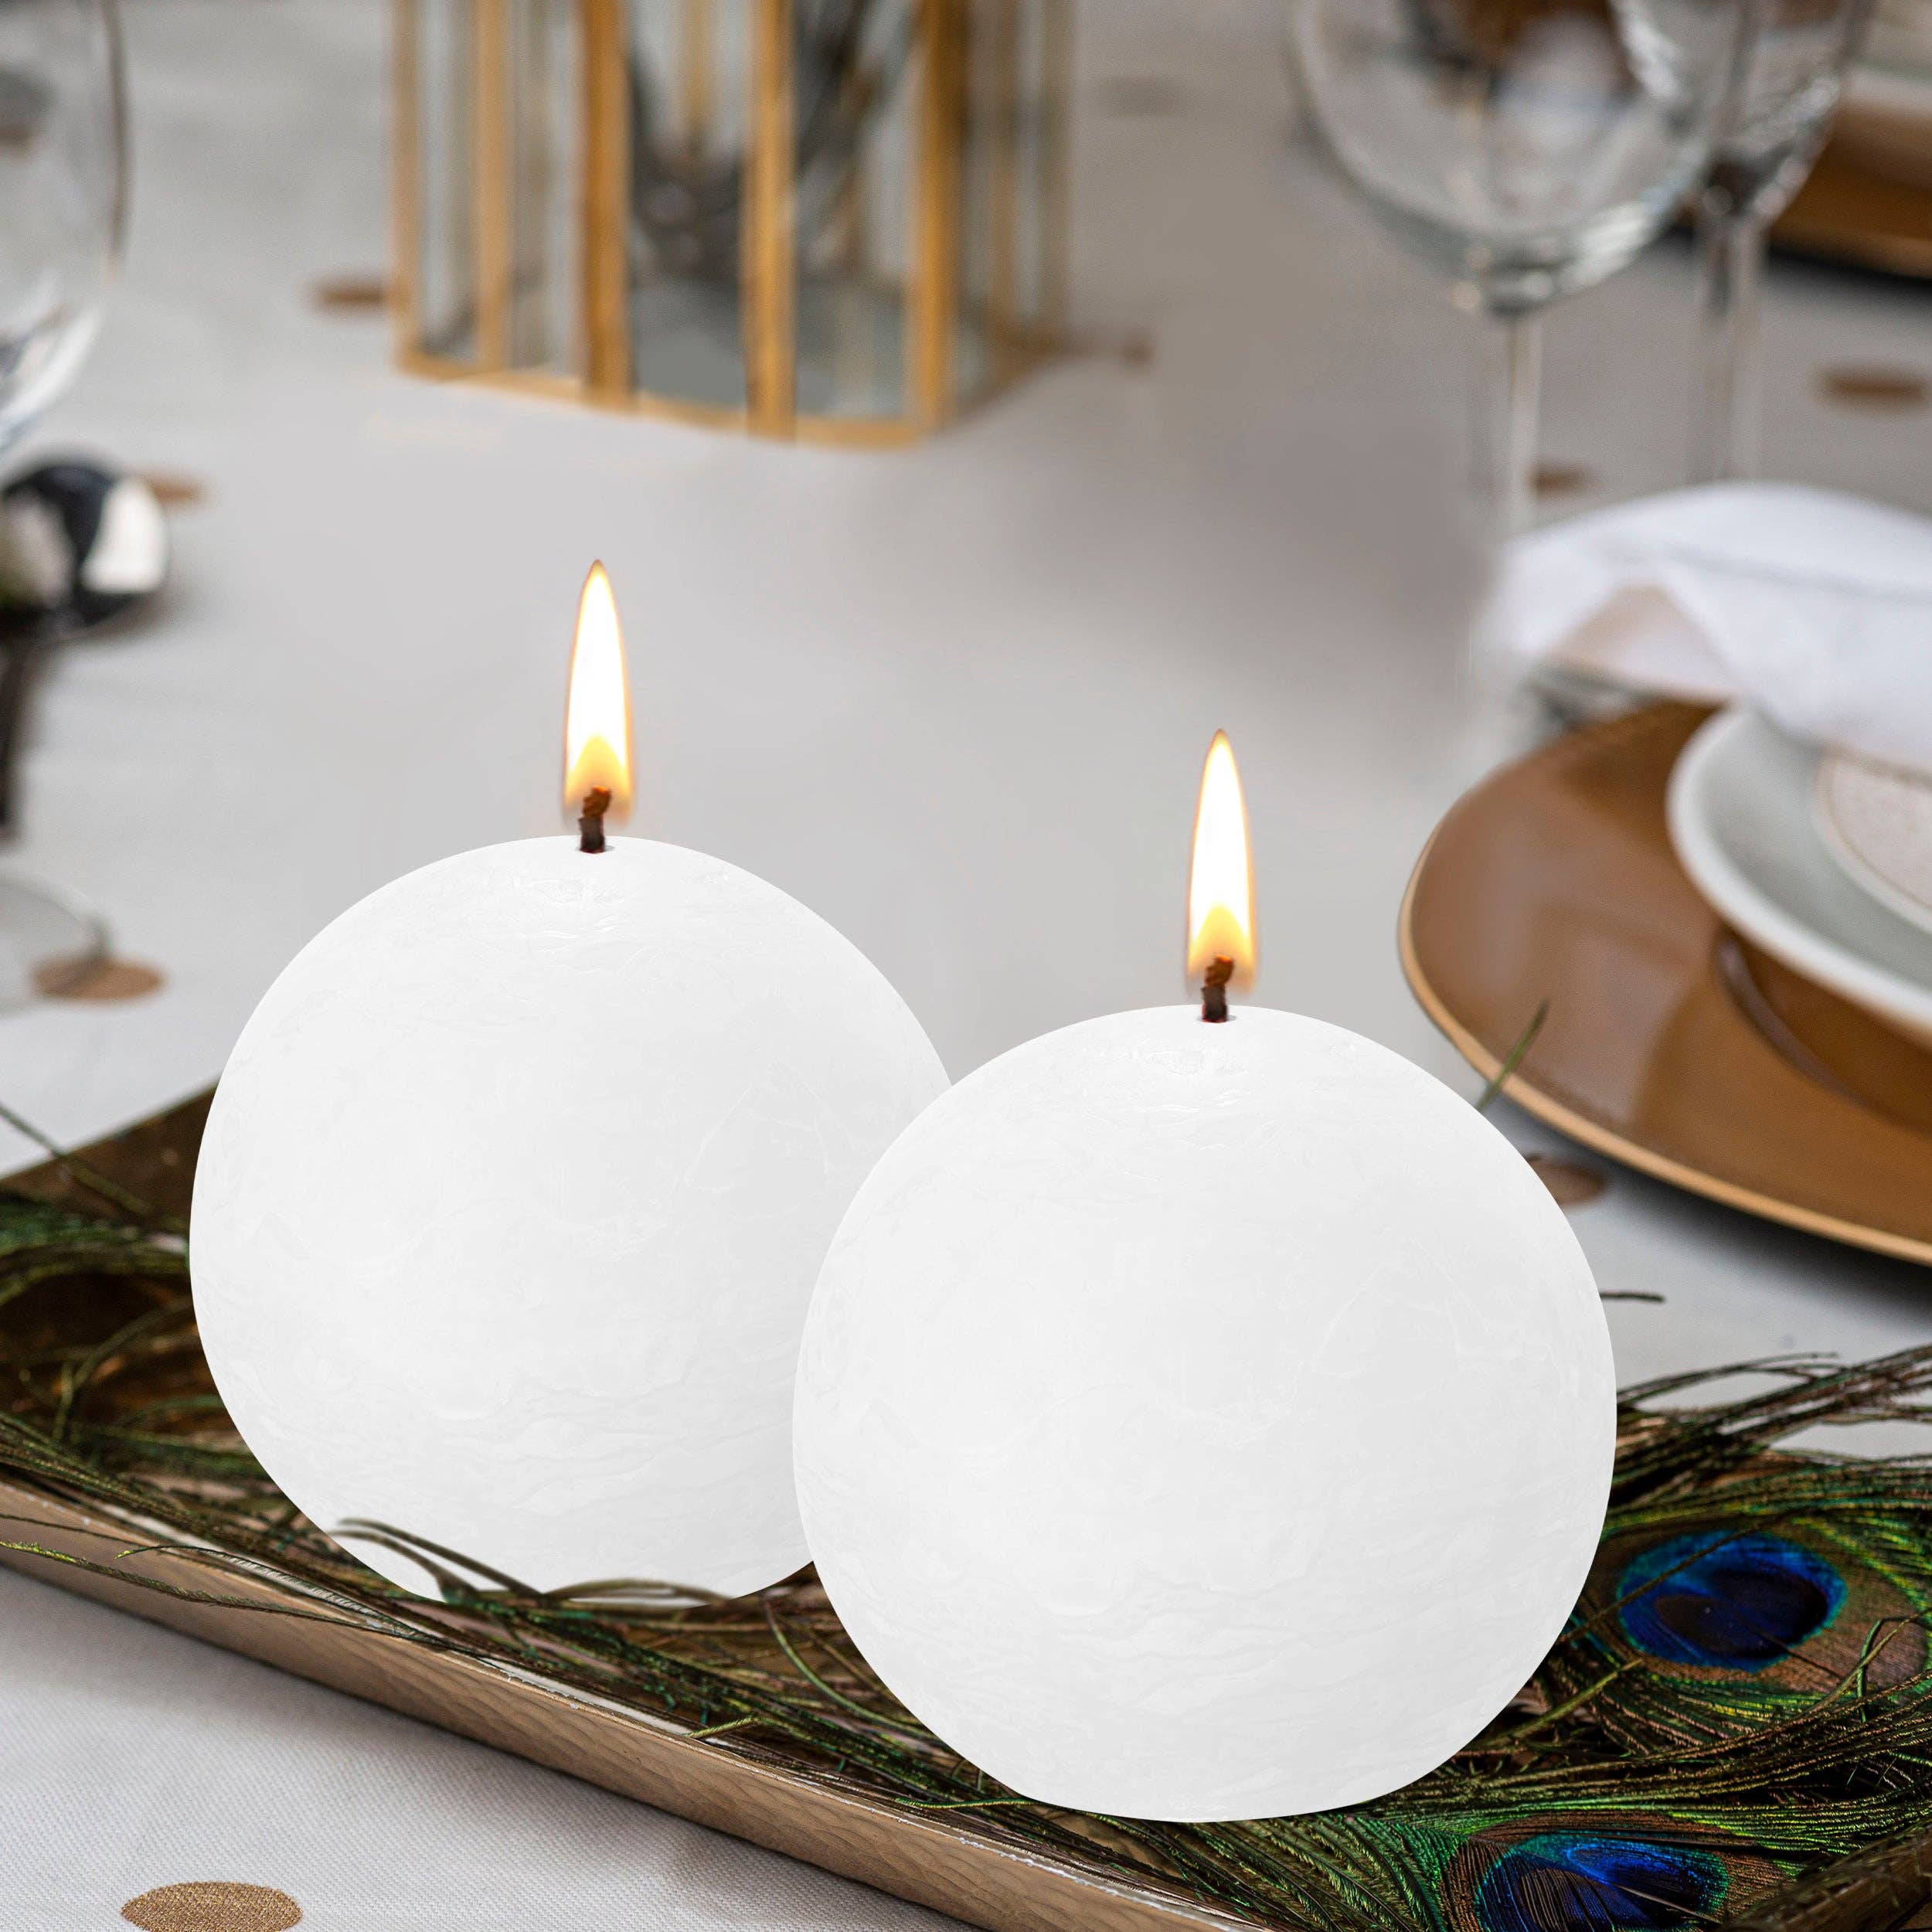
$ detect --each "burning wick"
[565,562,631,854]
[1201,956,1234,1024]
[1186,732,1252,1025]
[579,787,612,854]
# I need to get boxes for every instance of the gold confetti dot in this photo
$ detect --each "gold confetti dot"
[1534,461,1596,498]
[1816,366,1928,412]
[32,956,165,1002]
[138,471,207,509]
[121,1883,301,1932]
[1527,1152,1607,1209]
[311,272,390,312]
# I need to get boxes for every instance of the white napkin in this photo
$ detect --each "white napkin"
[1486,483,1932,776]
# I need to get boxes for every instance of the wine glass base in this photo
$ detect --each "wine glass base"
[1527,660,1656,730]
[0,870,108,1010]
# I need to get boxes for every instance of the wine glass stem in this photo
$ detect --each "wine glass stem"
[1692,191,1765,484]
[1485,308,1543,544]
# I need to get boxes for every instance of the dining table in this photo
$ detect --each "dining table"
[12,1,1932,1925]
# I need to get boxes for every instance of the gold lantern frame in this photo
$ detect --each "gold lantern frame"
[392,0,1071,446]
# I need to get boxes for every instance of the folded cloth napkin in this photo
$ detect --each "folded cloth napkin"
[1485,483,1932,777]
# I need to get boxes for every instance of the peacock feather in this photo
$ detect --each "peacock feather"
[1220,1357,1932,1932]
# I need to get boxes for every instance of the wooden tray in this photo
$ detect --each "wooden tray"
[0,1097,1247,1932]
[6,1488,1254,1932]
[1400,704,1932,1264]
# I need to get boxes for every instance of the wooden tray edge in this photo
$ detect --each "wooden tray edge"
[0,1478,1253,1932]
[1396,837,1932,1268]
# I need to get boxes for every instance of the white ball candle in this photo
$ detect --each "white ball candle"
[793,737,1613,1822]
[191,568,945,1600]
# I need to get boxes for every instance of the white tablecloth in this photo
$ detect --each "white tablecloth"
[11,0,1932,1924]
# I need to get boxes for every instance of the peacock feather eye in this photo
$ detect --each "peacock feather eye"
[1548,1508,1930,1748]
[1439,1817,1783,1932]
[1471,1834,1727,1932]
[1615,1532,1846,1672]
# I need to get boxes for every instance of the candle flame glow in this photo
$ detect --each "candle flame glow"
[563,561,633,821]
[1186,730,1256,990]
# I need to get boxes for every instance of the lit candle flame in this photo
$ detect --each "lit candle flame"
[563,561,633,822]
[1186,730,1256,992]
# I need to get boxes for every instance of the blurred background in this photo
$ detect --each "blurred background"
[15,0,1930,1369]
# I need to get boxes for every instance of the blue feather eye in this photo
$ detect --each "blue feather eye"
[1615,1532,1846,1671]
[1473,1833,1728,1932]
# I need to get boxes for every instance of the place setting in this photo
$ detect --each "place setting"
[1403,477,1932,1267]
[1311,0,1932,1269]
[15,3,1932,1932]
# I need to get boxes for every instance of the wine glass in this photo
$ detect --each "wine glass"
[0,0,125,1005]
[1287,0,1750,541]
[1690,0,1873,481]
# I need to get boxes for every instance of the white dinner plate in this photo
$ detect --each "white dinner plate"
[1815,748,1932,940]
[1667,707,1932,1049]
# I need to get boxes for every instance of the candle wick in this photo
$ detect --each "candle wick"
[1201,957,1233,1024]
[578,787,612,855]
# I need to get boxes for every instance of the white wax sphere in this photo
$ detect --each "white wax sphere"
[192,838,945,1600]
[794,1007,1613,1821]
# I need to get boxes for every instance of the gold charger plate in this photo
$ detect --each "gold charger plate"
[1400,703,1932,1264]
[1774,136,1932,278]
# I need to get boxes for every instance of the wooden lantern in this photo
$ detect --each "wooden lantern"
[393,0,1071,445]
